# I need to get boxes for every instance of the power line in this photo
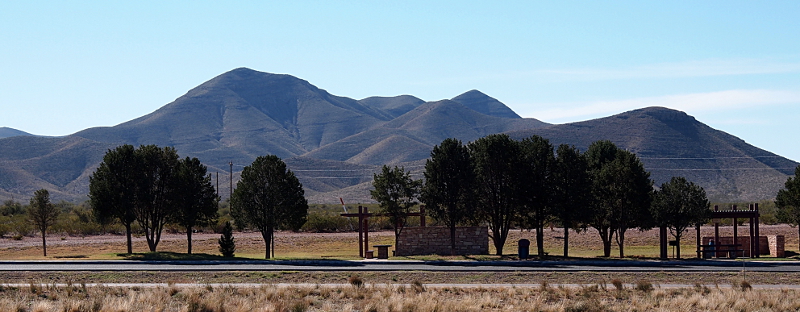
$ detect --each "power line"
[640,156,787,160]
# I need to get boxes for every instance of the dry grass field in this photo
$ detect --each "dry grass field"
[2,281,800,312]
[1,225,800,311]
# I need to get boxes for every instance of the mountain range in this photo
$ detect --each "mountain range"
[0,68,795,203]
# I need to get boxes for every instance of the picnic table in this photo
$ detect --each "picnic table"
[698,244,743,259]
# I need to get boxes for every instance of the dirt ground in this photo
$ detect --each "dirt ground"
[0,224,797,260]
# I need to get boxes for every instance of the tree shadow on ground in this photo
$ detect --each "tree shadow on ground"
[117,252,239,261]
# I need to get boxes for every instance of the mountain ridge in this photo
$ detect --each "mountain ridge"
[0,68,795,203]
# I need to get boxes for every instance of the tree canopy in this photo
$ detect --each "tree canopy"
[371,165,422,245]
[170,157,219,254]
[551,144,591,257]
[586,141,653,257]
[29,189,58,257]
[652,176,710,259]
[776,165,800,251]
[231,155,308,259]
[89,144,140,254]
[469,134,524,255]
[421,138,475,254]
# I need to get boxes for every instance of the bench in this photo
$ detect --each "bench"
[698,244,743,259]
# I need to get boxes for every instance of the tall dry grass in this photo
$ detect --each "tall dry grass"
[1,282,800,312]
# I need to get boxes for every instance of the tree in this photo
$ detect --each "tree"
[602,149,654,258]
[371,165,422,245]
[89,144,139,254]
[421,138,476,255]
[29,189,59,256]
[469,134,524,255]
[776,165,800,251]
[133,145,180,252]
[586,140,620,257]
[218,221,236,257]
[231,155,308,259]
[587,141,654,257]
[651,177,711,259]
[551,144,591,257]
[517,135,554,256]
[170,157,219,254]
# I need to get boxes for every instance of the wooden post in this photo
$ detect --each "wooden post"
[363,206,369,255]
[358,206,364,258]
[755,203,760,258]
[660,226,668,259]
[733,205,738,257]
[749,204,755,257]
[420,205,426,227]
[696,223,701,259]
[714,205,720,258]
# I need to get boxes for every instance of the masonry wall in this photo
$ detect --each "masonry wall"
[395,226,488,256]
[702,236,777,257]
[769,235,785,258]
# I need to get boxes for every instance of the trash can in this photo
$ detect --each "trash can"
[518,239,530,260]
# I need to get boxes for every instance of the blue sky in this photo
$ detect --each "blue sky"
[2,1,799,160]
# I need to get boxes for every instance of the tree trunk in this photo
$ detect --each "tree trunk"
[598,227,612,257]
[536,224,545,256]
[563,227,569,257]
[617,230,626,258]
[450,225,457,256]
[263,225,273,259]
[187,227,193,254]
[125,223,133,254]
[41,230,47,257]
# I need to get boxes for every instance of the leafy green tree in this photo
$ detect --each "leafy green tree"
[89,144,140,254]
[551,144,591,257]
[586,140,620,257]
[421,138,476,255]
[29,189,59,256]
[231,155,308,259]
[469,134,524,255]
[587,141,654,257]
[518,135,554,256]
[171,157,219,254]
[603,149,654,258]
[133,145,180,252]
[371,165,422,245]
[218,221,236,257]
[776,165,800,251]
[651,176,711,259]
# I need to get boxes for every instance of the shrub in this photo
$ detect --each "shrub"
[218,222,236,257]
[611,279,624,291]
[349,275,364,288]
[635,280,653,292]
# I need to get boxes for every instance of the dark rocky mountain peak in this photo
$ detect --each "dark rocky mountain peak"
[451,89,521,119]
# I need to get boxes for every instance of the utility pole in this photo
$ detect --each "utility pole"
[229,162,233,200]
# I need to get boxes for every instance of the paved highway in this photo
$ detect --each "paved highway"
[1,259,799,272]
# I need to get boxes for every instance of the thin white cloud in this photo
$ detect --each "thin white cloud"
[524,89,800,123]
[535,58,800,81]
